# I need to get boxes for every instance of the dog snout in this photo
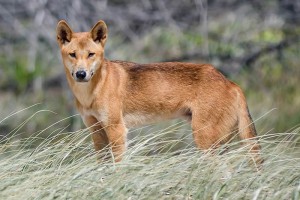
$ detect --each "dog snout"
[75,70,87,80]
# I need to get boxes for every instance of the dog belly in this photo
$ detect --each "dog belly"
[123,109,190,128]
[123,112,161,128]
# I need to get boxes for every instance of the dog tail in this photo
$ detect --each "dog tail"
[236,86,263,166]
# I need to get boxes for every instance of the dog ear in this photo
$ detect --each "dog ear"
[90,20,107,47]
[56,20,73,46]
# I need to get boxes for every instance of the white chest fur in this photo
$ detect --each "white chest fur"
[72,83,94,107]
[81,107,108,125]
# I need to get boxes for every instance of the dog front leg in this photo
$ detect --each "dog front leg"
[104,123,127,162]
[82,115,109,152]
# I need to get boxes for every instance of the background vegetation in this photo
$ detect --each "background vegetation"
[0,0,299,199]
[0,0,299,135]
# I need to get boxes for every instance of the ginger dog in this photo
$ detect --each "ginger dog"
[56,20,262,164]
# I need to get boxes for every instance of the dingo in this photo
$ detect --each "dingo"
[56,20,262,164]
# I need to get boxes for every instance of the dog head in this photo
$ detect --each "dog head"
[56,20,107,82]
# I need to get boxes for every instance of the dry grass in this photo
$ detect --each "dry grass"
[0,110,299,200]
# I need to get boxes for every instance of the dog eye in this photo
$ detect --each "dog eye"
[88,53,95,58]
[69,53,76,58]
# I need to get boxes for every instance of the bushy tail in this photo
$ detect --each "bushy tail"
[236,88,263,166]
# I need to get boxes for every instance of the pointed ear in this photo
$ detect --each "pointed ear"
[90,20,107,47]
[56,20,73,46]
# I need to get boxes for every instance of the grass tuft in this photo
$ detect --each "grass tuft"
[0,112,299,199]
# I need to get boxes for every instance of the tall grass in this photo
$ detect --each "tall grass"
[0,109,299,199]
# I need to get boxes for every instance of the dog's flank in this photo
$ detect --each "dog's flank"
[56,20,262,164]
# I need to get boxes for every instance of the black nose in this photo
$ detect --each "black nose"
[75,70,86,80]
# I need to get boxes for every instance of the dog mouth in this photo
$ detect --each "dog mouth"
[75,78,89,82]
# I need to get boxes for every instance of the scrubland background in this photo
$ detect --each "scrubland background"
[0,0,300,134]
[0,1,299,199]
[0,0,299,135]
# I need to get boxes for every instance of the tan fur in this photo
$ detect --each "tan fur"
[56,20,262,164]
